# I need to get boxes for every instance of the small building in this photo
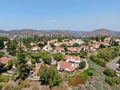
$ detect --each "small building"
[42,45,53,52]
[65,55,81,63]
[0,56,10,65]
[57,61,76,72]
[54,47,65,52]
[31,46,40,52]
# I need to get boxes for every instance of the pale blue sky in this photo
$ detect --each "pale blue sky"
[0,0,120,31]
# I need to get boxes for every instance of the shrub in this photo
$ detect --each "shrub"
[103,68,116,77]
[90,54,106,67]
[0,51,4,57]
[85,68,94,76]
[105,77,115,86]
[114,77,120,85]
[79,61,86,69]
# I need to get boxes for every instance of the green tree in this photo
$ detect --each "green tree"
[41,55,51,64]
[7,40,17,56]
[79,61,86,69]
[17,48,29,80]
[53,53,63,61]
[58,37,62,42]
[99,44,106,48]
[29,52,41,63]
[6,60,13,70]
[50,42,55,47]
[0,62,4,73]
[80,51,87,58]
[73,43,79,47]
[39,65,61,88]
[0,36,8,49]
[103,68,116,77]
[105,77,115,86]
[0,51,4,57]
[110,39,119,46]
[60,44,67,51]
[6,60,17,70]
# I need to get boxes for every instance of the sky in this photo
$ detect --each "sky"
[0,0,120,31]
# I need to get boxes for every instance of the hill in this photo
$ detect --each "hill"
[0,28,119,37]
[86,28,119,37]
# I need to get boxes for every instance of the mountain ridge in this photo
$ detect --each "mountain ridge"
[0,28,119,37]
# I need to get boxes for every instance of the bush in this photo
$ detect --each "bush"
[79,61,86,69]
[105,77,115,86]
[114,77,120,85]
[103,68,116,77]
[53,53,63,61]
[85,68,94,76]
[0,51,4,57]
[0,75,9,82]
[90,54,106,67]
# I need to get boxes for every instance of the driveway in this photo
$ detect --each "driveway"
[106,57,120,70]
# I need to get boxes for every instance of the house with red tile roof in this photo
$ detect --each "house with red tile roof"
[57,61,76,72]
[80,46,89,51]
[69,39,84,46]
[54,47,65,52]
[30,43,36,46]
[42,45,53,52]
[31,46,40,52]
[67,47,80,53]
[54,42,62,47]
[0,56,10,65]
[65,55,81,63]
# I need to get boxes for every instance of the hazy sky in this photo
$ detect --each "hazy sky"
[0,0,120,31]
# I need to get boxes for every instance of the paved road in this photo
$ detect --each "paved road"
[106,57,120,70]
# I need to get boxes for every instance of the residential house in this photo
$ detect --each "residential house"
[0,56,10,65]
[42,45,53,52]
[57,61,76,72]
[65,55,81,63]
[54,47,65,52]
[67,47,80,53]
[31,46,40,52]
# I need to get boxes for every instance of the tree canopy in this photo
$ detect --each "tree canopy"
[17,48,29,80]
[53,53,63,61]
[39,65,61,88]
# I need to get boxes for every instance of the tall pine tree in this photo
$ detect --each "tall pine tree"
[17,47,29,80]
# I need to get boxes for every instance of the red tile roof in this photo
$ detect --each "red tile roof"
[72,56,80,61]
[65,55,71,60]
[58,61,75,71]
[0,57,10,65]
[55,47,64,51]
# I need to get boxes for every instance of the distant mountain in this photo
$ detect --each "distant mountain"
[86,28,119,37]
[9,29,43,35]
[115,31,120,35]
[42,30,72,36]
[67,29,119,37]
[0,28,119,37]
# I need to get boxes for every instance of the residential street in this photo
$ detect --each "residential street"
[106,57,120,70]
